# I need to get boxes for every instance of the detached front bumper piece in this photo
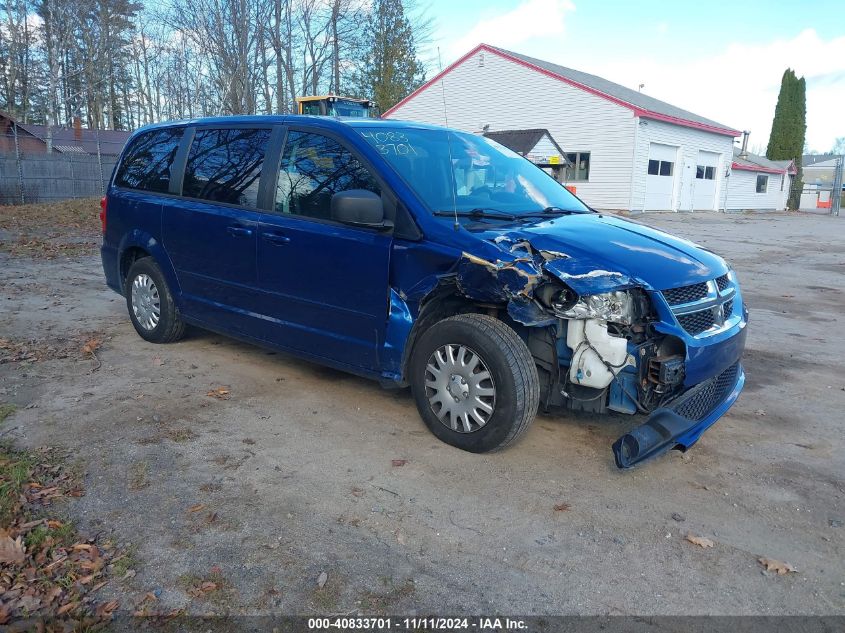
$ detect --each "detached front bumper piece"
[612,363,745,469]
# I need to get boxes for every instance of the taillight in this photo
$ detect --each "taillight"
[99,197,107,234]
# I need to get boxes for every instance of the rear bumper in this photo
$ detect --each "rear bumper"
[612,362,745,469]
[101,244,122,294]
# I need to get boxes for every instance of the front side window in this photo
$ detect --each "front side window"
[357,127,589,218]
[115,128,183,193]
[275,131,380,220]
[182,128,270,207]
[563,152,590,181]
[756,175,768,193]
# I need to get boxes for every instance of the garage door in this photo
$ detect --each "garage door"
[694,151,719,210]
[645,143,677,210]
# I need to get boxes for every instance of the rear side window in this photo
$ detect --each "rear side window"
[275,131,380,220]
[115,128,183,192]
[182,128,271,207]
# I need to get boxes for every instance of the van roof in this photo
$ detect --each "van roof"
[132,115,451,135]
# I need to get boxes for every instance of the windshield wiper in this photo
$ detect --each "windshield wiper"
[433,208,518,221]
[519,206,584,217]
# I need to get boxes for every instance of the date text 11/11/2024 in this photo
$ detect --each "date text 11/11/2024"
[307,617,529,630]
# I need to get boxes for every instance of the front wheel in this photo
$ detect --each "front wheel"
[124,257,186,344]
[409,314,539,453]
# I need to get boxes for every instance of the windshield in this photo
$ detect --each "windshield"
[358,127,590,217]
[332,100,369,117]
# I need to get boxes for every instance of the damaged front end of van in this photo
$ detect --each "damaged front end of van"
[386,216,747,470]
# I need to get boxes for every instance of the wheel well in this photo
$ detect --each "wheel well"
[120,247,150,286]
[400,288,519,382]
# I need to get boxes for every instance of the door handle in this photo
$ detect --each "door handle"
[227,225,253,237]
[262,231,291,245]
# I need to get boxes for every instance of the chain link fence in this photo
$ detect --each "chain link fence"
[0,129,126,206]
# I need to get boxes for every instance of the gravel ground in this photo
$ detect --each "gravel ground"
[0,203,843,616]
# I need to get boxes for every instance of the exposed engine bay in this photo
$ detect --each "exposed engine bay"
[528,282,686,417]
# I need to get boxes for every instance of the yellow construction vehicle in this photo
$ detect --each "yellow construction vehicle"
[295,95,378,118]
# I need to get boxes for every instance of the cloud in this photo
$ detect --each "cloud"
[586,28,845,152]
[447,0,576,61]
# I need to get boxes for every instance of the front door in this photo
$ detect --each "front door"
[255,129,392,371]
[679,157,696,212]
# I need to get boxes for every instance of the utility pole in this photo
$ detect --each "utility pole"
[831,155,843,217]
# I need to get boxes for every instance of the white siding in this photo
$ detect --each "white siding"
[526,134,560,162]
[630,118,734,211]
[725,170,787,210]
[386,49,637,209]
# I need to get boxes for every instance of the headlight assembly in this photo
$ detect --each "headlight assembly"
[553,290,634,325]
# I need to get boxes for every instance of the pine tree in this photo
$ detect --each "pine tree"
[357,0,425,111]
[767,68,806,209]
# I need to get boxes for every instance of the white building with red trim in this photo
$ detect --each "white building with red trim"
[726,149,796,211]
[385,44,791,212]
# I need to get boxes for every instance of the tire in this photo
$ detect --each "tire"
[124,257,186,344]
[409,314,539,453]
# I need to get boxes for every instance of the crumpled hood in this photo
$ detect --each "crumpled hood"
[473,213,728,293]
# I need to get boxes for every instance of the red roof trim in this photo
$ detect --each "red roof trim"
[731,162,787,175]
[384,44,741,138]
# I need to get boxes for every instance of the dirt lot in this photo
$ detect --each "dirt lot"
[1,200,843,617]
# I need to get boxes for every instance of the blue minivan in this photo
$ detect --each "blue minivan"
[101,116,747,468]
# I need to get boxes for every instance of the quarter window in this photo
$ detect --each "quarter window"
[182,128,270,207]
[756,175,768,193]
[115,128,183,193]
[563,152,590,181]
[275,131,380,220]
[648,159,674,176]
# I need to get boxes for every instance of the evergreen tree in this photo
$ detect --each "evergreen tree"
[766,68,806,209]
[357,0,425,111]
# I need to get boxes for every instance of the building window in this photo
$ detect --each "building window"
[696,165,715,180]
[648,159,673,176]
[564,152,590,181]
[756,174,768,193]
[780,174,785,191]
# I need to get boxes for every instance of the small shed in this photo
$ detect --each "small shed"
[725,148,796,211]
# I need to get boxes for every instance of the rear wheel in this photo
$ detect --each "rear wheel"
[124,257,186,344]
[409,314,539,453]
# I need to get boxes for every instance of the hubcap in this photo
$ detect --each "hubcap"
[424,344,496,433]
[131,273,161,331]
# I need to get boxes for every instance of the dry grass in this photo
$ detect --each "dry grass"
[0,198,101,234]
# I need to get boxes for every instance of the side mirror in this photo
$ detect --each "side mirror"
[331,189,391,229]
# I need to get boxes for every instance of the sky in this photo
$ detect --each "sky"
[419,0,845,153]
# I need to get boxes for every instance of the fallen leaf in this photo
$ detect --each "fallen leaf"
[759,557,798,575]
[554,503,572,512]
[200,581,218,592]
[351,487,364,497]
[317,571,328,588]
[57,601,79,615]
[187,503,206,513]
[152,356,164,366]
[206,387,231,400]
[0,531,26,564]
[685,533,715,548]
[391,459,408,467]
[81,338,102,355]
